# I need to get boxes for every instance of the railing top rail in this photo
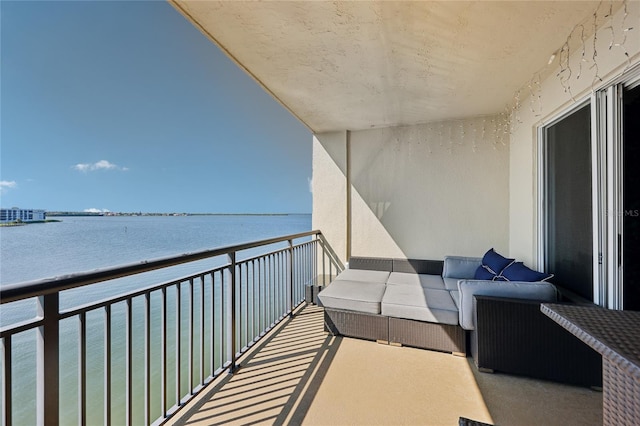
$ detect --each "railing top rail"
[0,230,322,304]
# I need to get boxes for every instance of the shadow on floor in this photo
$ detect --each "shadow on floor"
[180,305,341,425]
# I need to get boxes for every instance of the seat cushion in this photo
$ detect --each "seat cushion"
[443,277,460,291]
[386,272,446,289]
[334,268,390,283]
[317,280,387,314]
[381,286,459,325]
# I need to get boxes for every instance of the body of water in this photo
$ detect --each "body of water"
[0,214,312,425]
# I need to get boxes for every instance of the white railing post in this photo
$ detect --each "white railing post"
[37,293,59,426]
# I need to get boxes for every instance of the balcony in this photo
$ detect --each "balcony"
[170,304,602,426]
[1,231,603,425]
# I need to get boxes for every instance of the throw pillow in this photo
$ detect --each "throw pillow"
[501,262,554,282]
[474,265,496,280]
[481,248,515,275]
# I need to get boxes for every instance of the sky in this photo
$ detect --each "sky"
[1,0,312,214]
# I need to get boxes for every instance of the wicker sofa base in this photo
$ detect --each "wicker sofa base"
[324,308,389,342]
[389,317,466,355]
[324,308,467,355]
[473,296,602,388]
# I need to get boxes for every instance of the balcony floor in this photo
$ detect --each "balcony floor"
[170,305,602,426]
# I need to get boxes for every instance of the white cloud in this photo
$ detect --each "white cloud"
[0,180,17,194]
[73,160,128,172]
[84,208,111,213]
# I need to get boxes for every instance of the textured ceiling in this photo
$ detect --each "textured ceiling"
[172,1,603,133]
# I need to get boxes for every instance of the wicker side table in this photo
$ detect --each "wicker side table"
[541,304,640,426]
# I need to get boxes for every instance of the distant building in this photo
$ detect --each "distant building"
[0,208,46,223]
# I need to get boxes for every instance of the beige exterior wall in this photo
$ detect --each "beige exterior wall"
[314,119,510,262]
[509,2,640,266]
[312,132,348,262]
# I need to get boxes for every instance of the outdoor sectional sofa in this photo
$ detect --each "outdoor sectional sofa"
[318,255,603,388]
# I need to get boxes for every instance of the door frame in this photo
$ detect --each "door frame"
[537,64,640,309]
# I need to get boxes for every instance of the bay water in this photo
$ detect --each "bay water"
[0,214,312,425]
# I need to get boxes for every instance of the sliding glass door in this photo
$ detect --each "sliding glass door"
[540,67,640,309]
[622,84,640,310]
[543,104,593,301]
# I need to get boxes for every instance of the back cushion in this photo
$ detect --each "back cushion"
[443,256,482,279]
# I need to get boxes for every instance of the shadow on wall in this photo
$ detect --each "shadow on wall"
[315,118,511,261]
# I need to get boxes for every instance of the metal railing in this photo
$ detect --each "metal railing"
[0,230,343,426]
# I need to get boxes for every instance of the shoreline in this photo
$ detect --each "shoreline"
[0,220,61,227]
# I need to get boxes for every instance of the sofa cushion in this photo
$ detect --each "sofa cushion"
[500,262,554,282]
[449,290,461,310]
[381,286,459,325]
[386,272,446,290]
[317,280,386,314]
[457,280,558,330]
[443,277,460,291]
[481,248,515,275]
[334,268,390,283]
[442,256,482,279]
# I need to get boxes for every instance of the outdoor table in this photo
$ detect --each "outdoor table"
[541,303,640,426]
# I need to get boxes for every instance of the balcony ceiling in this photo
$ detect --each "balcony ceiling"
[171,1,602,133]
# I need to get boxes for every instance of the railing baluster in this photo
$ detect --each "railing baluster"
[273,255,277,322]
[220,270,225,372]
[322,245,326,286]
[160,287,167,419]
[288,240,294,318]
[228,253,237,373]
[37,293,59,426]
[2,336,12,426]
[244,263,249,348]
[144,293,151,426]
[125,299,133,426]
[281,252,284,316]
[104,305,111,426]
[258,259,263,336]
[238,264,242,350]
[79,312,87,425]
[188,278,194,395]
[271,255,275,322]
[175,284,181,406]
[209,273,214,378]
[254,260,258,340]
[199,276,204,386]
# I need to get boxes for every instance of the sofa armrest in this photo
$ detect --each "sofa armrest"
[473,295,602,387]
[442,256,482,279]
[458,279,558,330]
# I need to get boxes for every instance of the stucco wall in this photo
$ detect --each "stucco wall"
[314,118,510,262]
[509,2,640,266]
[312,132,348,261]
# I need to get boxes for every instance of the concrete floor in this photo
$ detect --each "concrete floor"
[170,305,602,426]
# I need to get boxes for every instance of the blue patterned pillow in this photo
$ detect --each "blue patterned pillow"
[481,248,514,275]
[501,262,554,282]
